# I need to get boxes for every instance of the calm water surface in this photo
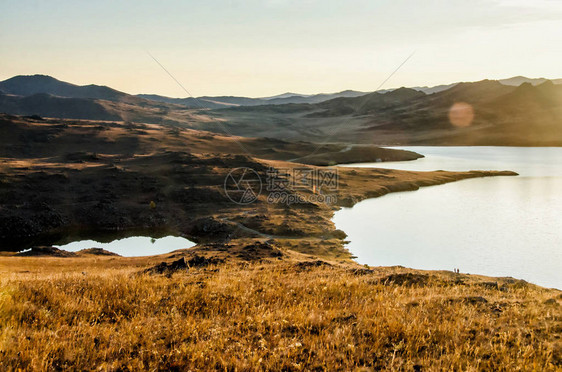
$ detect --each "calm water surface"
[54,236,195,257]
[335,147,562,289]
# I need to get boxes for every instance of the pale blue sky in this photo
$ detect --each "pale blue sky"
[1,0,562,97]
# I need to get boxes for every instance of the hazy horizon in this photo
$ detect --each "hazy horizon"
[2,72,561,99]
[2,0,562,97]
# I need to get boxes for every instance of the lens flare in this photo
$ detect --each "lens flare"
[448,102,474,127]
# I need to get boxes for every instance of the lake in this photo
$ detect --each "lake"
[54,235,195,257]
[334,147,562,289]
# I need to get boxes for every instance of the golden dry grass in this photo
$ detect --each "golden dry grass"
[0,256,560,371]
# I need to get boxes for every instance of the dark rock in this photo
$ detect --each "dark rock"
[544,298,559,306]
[145,257,189,275]
[294,260,332,270]
[502,278,529,288]
[144,255,224,275]
[378,273,429,286]
[463,296,489,305]
[237,241,284,261]
[478,281,499,290]
[187,254,224,267]
[348,268,375,275]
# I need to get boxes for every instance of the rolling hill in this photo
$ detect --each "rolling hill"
[0,75,129,102]
[1,74,561,146]
[0,92,121,121]
[217,79,562,146]
[0,75,198,123]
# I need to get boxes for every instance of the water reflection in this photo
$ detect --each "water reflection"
[336,146,562,289]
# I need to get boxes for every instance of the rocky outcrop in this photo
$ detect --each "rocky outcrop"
[16,246,76,257]
[144,255,225,275]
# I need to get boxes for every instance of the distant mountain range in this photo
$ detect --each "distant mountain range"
[217,79,562,146]
[137,76,562,108]
[497,76,562,87]
[137,90,369,108]
[1,74,560,112]
[1,74,561,146]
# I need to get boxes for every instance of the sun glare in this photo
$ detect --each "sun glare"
[448,102,475,127]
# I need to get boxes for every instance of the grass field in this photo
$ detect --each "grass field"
[1,251,560,371]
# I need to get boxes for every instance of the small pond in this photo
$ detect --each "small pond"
[54,235,196,257]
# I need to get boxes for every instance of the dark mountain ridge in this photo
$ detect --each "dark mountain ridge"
[1,74,561,146]
[137,89,369,108]
[0,75,128,102]
[0,92,121,121]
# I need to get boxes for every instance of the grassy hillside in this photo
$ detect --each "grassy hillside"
[0,253,560,370]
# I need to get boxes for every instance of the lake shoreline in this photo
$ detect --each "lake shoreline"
[334,146,562,289]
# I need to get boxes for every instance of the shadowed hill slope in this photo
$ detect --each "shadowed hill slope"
[0,75,128,102]
[0,93,121,121]
[217,79,562,145]
[0,114,514,252]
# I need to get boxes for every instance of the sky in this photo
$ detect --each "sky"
[1,0,562,97]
